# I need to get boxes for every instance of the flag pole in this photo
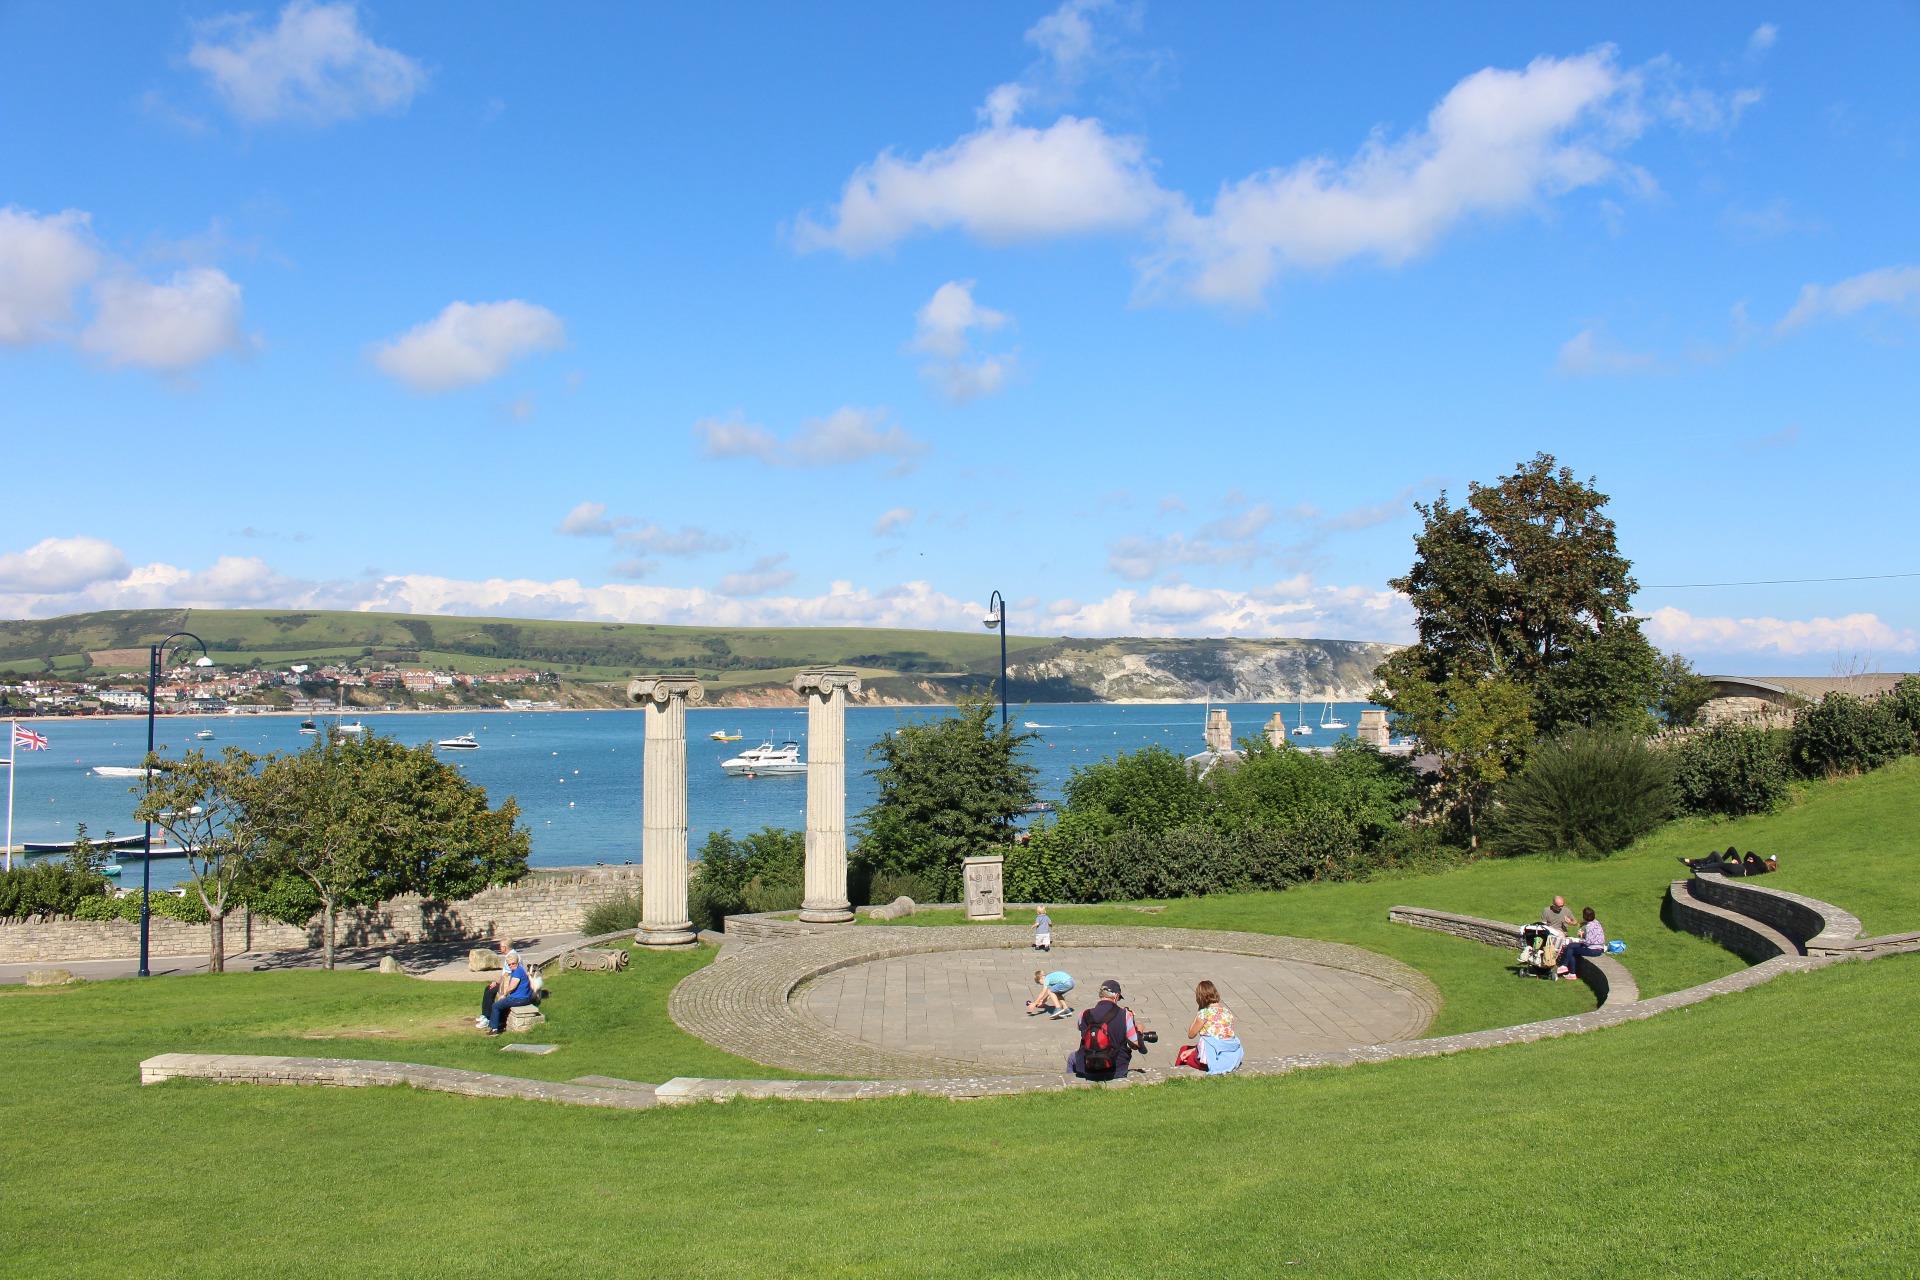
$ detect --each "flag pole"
[4,720,17,873]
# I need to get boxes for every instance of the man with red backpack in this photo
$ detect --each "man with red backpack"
[1067,979,1150,1081]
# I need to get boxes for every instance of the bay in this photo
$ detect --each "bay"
[3,700,1383,889]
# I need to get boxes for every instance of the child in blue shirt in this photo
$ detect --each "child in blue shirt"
[1026,969,1075,1019]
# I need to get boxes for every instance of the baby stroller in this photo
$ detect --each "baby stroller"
[1517,924,1565,979]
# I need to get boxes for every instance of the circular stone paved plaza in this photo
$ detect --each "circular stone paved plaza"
[668,924,1442,1080]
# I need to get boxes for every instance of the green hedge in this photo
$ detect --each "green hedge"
[1670,725,1792,817]
[0,864,111,919]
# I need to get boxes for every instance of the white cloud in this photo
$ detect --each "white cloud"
[1556,326,1660,376]
[872,507,916,537]
[1775,265,1920,335]
[555,502,628,537]
[0,537,132,593]
[911,280,1018,404]
[371,300,565,392]
[1042,577,1412,640]
[1748,24,1778,55]
[717,555,797,598]
[187,1,426,124]
[696,407,929,473]
[0,207,101,344]
[1642,606,1918,657]
[80,267,246,370]
[1152,50,1642,305]
[792,114,1169,255]
[556,502,734,560]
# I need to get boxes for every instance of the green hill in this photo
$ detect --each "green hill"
[0,609,1401,705]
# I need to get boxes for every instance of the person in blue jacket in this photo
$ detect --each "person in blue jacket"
[484,950,535,1035]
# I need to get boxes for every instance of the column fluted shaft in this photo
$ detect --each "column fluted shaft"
[629,675,703,947]
[794,667,858,923]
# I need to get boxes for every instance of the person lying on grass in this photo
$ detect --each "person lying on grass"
[1679,848,1778,877]
[1027,969,1075,1018]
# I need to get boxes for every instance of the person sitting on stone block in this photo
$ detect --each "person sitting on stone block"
[1554,908,1607,980]
[482,950,535,1035]
[1027,969,1075,1019]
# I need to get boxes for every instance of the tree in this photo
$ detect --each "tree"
[1378,453,1661,735]
[1655,652,1718,728]
[1382,671,1534,849]
[854,696,1037,900]
[245,734,529,968]
[135,747,269,973]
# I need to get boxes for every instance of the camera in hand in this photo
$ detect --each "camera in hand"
[1136,1029,1158,1053]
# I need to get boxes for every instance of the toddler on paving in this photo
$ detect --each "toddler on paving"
[1027,969,1075,1019]
[1034,907,1053,952]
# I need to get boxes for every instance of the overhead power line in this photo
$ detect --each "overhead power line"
[1640,571,1920,589]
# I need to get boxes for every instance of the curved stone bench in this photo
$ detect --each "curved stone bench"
[1664,880,1798,961]
[1686,874,1863,954]
[1387,906,1636,1008]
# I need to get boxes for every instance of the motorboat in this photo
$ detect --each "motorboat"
[91,765,155,779]
[335,721,366,736]
[709,729,743,742]
[1290,703,1314,737]
[24,834,147,853]
[298,719,319,735]
[1319,702,1349,731]
[719,740,806,777]
[193,729,215,740]
[436,733,481,751]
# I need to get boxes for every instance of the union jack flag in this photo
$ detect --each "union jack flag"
[11,724,49,751]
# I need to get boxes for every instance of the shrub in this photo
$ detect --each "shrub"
[0,863,111,919]
[867,872,944,905]
[581,889,642,937]
[1790,693,1912,778]
[1886,676,1920,747]
[68,890,209,924]
[687,827,804,929]
[1210,739,1416,845]
[1670,725,1792,817]
[1492,728,1674,858]
[1061,744,1210,836]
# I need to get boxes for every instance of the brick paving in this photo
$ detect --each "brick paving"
[667,924,1441,1079]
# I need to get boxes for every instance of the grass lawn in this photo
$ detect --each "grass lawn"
[2,762,1913,1276]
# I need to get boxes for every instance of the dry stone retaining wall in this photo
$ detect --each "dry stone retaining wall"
[0,866,640,963]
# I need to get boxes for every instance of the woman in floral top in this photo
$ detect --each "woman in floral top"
[1184,980,1244,1075]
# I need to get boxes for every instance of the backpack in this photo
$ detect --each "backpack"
[1080,1004,1125,1074]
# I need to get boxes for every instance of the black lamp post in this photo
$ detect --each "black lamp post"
[138,632,208,978]
[983,591,1008,729]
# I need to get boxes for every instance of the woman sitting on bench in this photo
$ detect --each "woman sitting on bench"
[481,950,534,1035]
[1555,908,1607,981]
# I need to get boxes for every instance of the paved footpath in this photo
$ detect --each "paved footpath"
[801,945,1433,1075]
[0,934,583,986]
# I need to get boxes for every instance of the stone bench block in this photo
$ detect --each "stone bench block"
[504,1006,546,1033]
[24,968,74,986]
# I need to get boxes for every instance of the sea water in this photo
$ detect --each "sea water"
[3,701,1381,888]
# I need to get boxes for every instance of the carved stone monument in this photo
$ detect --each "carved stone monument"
[1264,711,1288,748]
[793,666,860,924]
[963,854,1005,921]
[628,674,704,948]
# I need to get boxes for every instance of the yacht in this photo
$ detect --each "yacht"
[298,718,319,735]
[435,733,481,751]
[719,739,806,777]
[1319,702,1349,731]
[1291,703,1314,737]
[193,729,215,741]
[335,721,366,736]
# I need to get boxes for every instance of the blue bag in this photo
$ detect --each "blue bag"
[1607,939,1626,954]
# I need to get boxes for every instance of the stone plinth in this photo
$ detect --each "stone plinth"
[963,855,1005,921]
[1358,708,1390,748]
[628,675,705,948]
[793,667,860,923]
[1264,712,1287,748]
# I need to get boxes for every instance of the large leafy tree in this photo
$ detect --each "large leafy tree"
[136,747,270,972]
[244,734,529,967]
[854,696,1037,900]
[1373,454,1661,837]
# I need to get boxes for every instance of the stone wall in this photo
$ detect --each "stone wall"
[1387,906,1522,947]
[1687,873,1861,951]
[1662,880,1795,962]
[0,865,642,963]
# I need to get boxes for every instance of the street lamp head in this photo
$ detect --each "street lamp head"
[982,611,1002,630]
[194,656,213,667]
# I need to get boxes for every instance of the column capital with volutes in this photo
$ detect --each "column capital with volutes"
[792,667,861,698]
[627,675,706,706]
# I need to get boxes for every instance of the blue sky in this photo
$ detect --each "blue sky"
[1,1,1916,674]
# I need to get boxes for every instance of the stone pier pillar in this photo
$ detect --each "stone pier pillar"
[1264,712,1288,748]
[628,675,705,948]
[793,666,860,924]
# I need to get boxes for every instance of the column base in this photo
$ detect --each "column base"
[797,904,855,924]
[639,924,698,948]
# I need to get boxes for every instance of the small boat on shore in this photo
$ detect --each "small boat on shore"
[436,733,480,751]
[720,740,805,777]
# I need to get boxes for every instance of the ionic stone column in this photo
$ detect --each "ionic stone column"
[792,666,860,924]
[628,674,705,947]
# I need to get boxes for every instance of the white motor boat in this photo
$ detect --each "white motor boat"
[335,721,366,736]
[298,718,319,735]
[92,765,155,779]
[720,740,806,777]
[193,729,215,740]
[436,733,481,751]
